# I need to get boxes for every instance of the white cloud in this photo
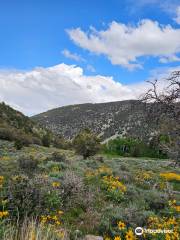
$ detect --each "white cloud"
[0,64,142,116]
[0,63,179,116]
[62,49,85,62]
[67,19,180,69]
[174,6,180,24]
[159,54,180,63]
[128,0,180,15]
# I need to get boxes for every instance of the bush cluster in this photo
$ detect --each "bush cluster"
[0,126,43,150]
[103,137,167,158]
[4,175,62,221]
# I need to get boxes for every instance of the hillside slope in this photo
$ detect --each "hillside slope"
[0,102,35,132]
[0,102,47,144]
[32,100,157,141]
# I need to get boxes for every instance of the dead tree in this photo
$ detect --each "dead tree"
[141,71,180,165]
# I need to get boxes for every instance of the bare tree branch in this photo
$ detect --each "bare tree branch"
[141,71,180,166]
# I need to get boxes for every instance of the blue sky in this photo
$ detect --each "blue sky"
[0,0,180,115]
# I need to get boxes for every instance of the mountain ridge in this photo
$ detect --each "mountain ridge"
[32,100,157,141]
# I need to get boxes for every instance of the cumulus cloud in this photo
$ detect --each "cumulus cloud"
[159,55,180,63]
[62,49,85,62]
[174,6,180,24]
[0,63,142,116]
[0,63,178,116]
[67,19,180,69]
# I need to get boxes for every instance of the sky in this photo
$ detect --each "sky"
[0,0,180,115]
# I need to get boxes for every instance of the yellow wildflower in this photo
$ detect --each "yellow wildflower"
[0,176,4,187]
[167,217,176,225]
[55,220,61,225]
[105,237,111,240]
[52,181,60,188]
[0,176,4,181]
[58,210,64,215]
[0,211,9,218]
[173,205,180,212]
[102,175,126,193]
[160,172,180,181]
[52,215,58,221]
[52,166,60,172]
[168,199,176,206]
[118,221,126,230]
[114,236,121,240]
[125,229,136,240]
[172,231,179,239]
[165,234,171,240]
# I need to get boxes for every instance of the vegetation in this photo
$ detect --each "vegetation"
[42,133,52,147]
[0,71,179,239]
[142,71,180,165]
[103,137,167,158]
[32,100,154,142]
[0,140,179,239]
[0,102,69,151]
[73,129,101,159]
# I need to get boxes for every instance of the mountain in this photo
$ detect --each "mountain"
[0,102,47,144]
[32,100,157,141]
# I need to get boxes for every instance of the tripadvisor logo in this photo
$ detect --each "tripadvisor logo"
[135,227,143,236]
[135,227,173,236]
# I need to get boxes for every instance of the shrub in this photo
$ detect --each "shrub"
[14,139,23,150]
[53,136,70,149]
[6,175,62,221]
[61,170,85,207]
[41,161,68,178]
[31,136,42,145]
[51,152,66,162]
[17,134,32,146]
[0,128,15,141]
[73,129,100,159]
[42,133,51,147]
[99,203,154,237]
[92,155,104,162]
[17,156,39,176]
[144,190,169,212]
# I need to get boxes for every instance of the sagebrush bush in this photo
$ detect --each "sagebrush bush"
[17,156,39,175]
[51,152,66,162]
[144,190,169,212]
[61,170,94,210]
[14,134,33,150]
[61,171,84,204]
[6,175,62,221]
[0,128,15,141]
